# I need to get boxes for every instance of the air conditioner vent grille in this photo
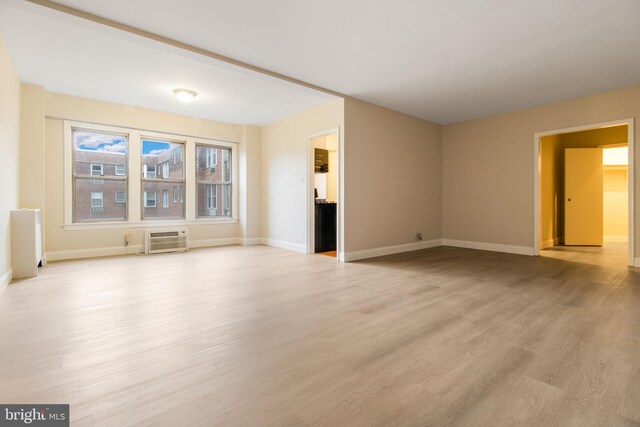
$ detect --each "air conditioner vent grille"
[145,229,188,254]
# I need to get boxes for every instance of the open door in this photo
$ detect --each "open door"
[564,148,603,245]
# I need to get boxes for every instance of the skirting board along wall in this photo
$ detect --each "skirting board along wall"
[442,239,536,256]
[46,237,264,262]
[0,268,11,294]
[342,239,442,262]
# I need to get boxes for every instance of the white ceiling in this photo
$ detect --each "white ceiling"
[0,0,640,123]
[0,1,338,126]
[28,0,640,124]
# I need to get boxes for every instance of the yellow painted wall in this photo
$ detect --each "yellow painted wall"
[539,125,627,247]
[603,167,628,242]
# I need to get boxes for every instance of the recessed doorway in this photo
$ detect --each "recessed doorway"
[533,119,635,267]
[307,128,341,259]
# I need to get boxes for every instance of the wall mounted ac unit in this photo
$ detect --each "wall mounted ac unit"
[145,229,189,255]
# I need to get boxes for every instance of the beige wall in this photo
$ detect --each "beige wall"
[261,100,344,251]
[540,125,627,248]
[39,93,251,259]
[443,84,640,256]
[239,125,262,242]
[343,98,442,253]
[0,36,21,286]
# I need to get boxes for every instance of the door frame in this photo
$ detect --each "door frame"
[307,127,342,260]
[533,118,635,266]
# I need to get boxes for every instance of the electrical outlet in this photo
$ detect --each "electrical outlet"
[415,231,423,241]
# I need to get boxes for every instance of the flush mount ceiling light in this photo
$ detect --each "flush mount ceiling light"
[173,88,197,103]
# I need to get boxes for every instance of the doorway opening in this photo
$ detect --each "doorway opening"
[307,128,340,259]
[533,119,635,267]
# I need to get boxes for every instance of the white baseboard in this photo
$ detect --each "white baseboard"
[262,238,306,253]
[442,239,535,256]
[189,237,239,249]
[0,269,12,294]
[46,245,145,261]
[240,237,263,246]
[343,239,443,262]
[604,235,628,243]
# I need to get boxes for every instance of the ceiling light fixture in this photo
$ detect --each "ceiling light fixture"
[173,88,197,103]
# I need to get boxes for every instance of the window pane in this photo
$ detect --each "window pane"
[142,181,184,219]
[196,183,232,217]
[73,129,127,222]
[196,145,232,218]
[75,178,126,221]
[142,139,183,180]
[73,130,127,177]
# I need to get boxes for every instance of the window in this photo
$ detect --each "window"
[160,161,170,179]
[197,145,232,217]
[206,184,217,211]
[144,191,156,208]
[91,191,103,207]
[141,139,185,219]
[205,147,217,168]
[143,164,156,178]
[67,122,236,226]
[172,148,183,164]
[91,163,103,176]
[163,190,169,208]
[72,128,127,222]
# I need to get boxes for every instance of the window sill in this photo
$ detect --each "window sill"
[63,218,238,230]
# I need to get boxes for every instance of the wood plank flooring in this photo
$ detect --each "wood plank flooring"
[1,245,639,426]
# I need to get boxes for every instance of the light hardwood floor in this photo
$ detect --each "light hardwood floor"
[1,245,639,426]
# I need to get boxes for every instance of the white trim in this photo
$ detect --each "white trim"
[533,118,635,267]
[634,258,640,268]
[263,238,307,253]
[47,245,145,261]
[443,239,535,256]
[189,237,239,248]
[0,269,12,294]
[343,239,443,262]
[240,237,263,246]
[307,127,342,260]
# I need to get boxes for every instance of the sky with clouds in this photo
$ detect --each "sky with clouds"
[74,131,126,153]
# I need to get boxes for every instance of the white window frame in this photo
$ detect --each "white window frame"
[206,184,217,211]
[115,164,126,176]
[63,120,238,229]
[144,191,156,208]
[141,138,185,220]
[91,163,103,176]
[163,190,169,208]
[91,191,103,208]
[115,191,126,203]
[196,142,235,219]
[205,147,217,168]
[143,163,156,179]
